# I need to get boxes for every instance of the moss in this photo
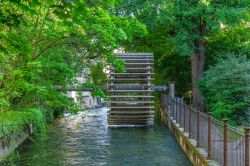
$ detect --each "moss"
[0,108,46,140]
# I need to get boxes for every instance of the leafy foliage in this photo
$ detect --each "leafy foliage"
[116,0,249,99]
[0,0,249,131]
[199,55,250,125]
[82,83,106,99]
[0,108,46,139]
[0,0,147,115]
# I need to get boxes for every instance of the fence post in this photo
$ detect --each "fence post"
[169,81,175,99]
[183,101,186,132]
[169,82,175,120]
[171,97,174,118]
[245,127,250,166]
[223,119,228,166]
[196,110,200,147]
[175,98,178,122]
[178,98,181,128]
[188,105,192,138]
[179,98,182,127]
[207,112,212,159]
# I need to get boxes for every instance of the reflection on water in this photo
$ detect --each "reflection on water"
[4,108,191,166]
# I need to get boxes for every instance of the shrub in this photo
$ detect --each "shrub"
[199,54,250,125]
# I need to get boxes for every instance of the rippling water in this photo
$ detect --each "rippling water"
[4,108,191,166]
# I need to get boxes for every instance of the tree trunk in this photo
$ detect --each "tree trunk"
[191,45,204,110]
[191,19,206,111]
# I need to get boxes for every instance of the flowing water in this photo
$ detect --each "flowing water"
[4,108,191,166]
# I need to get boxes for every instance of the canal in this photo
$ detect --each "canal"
[4,108,191,166]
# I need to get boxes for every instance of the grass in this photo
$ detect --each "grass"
[0,108,46,139]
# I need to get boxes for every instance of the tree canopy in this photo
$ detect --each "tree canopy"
[116,0,249,104]
[0,0,146,113]
[0,0,249,125]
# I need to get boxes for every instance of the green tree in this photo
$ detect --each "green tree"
[116,0,249,109]
[0,0,147,114]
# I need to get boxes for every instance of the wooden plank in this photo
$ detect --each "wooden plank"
[107,90,154,92]
[123,67,153,70]
[108,73,154,75]
[118,57,154,60]
[108,119,154,122]
[125,63,154,65]
[115,53,153,56]
[108,114,154,119]
[108,95,154,98]
[110,106,154,109]
[109,78,154,81]
[108,111,154,114]
[118,59,154,62]
[110,101,154,104]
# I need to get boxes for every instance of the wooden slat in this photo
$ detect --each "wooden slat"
[110,106,154,109]
[108,90,154,93]
[108,73,154,75]
[108,95,154,98]
[108,111,154,114]
[125,63,154,65]
[124,67,153,70]
[118,59,154,62]
[110,78,154,81]
[108,115,154,118]
[115,53,153,56]
[110,101,154,104]
[118,57,154,60]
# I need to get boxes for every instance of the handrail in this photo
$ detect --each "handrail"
[160,94,248,166]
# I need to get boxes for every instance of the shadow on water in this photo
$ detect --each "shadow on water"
[2,108,191,166]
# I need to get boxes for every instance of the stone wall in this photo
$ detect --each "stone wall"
[0,125,32,161]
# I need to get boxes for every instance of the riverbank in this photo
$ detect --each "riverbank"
[0,105,102,162]
[0,108,46,161]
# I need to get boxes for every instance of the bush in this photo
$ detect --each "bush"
[0,108,46,139]
[199,54,250,125]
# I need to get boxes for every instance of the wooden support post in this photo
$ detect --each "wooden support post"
[245,127,250,166]
[223,119,228,166]
[196,110,200,147]
[207,112,212,159]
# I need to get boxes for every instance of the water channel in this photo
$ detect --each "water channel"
[4,108,191,166]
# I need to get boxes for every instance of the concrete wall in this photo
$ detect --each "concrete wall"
[158,107,220,166]
[0,125,32,161]
[68,91,103,109]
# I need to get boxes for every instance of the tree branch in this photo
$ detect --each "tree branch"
[32,36,67,61]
